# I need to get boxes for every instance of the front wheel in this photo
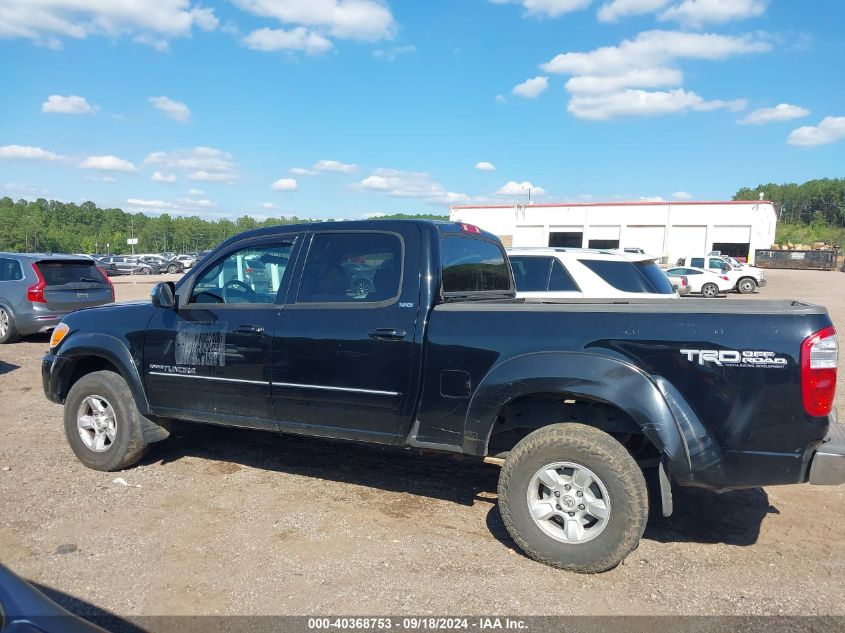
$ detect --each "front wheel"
[167,264,178,274]
[140,267,151,275]
[63,371,158,471]
[498,423,648,573]
[701,283,719,298]
[737,278,757,294]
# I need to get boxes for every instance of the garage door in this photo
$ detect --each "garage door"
[623,226,665,256]
[513,225,545,247]
[668,226,707,263]
[712,226,751,243]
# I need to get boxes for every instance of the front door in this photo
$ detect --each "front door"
[144,236,300,429]
[271,227,422,443]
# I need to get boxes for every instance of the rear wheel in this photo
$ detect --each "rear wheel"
[167,264,178,274]
[140,267,151,275]
[737,277,757,294]
[498,423,648,573]
[63,371,154,471]
[0,306,20,344]
[701,283,719,298]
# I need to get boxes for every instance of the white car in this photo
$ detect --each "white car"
[665,266,735,298]
[175,254,196,269]
[507,248,678,300]
[676,255,766,294]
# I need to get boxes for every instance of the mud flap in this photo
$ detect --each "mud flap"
[659,457,673,517]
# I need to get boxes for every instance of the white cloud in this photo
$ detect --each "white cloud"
[261,202,279,209]
[314,159,357,173]
[475,161,496,171]
[671,190,693,200]
[151,171,177,183]
[597,0,669,22]
[357,168,470,206]
[0,0,218,48]
[738,103,810,125]
[149,96,191,123]
[0,144,62,161]
[372,44,416,61]
[542,30,765,120]
[362,211,386,218]
[660,0,767,28]
[491,0,592,18]
[187,188,205,195]
[290,167,317,176]
[127,198,168,208]
[541,30,769,76]
[84,175,117,183]
[496,180,547,197]
[41,94,96,114]
[144,146,238,183]
[182,197,215,207]
[567,88,744,120]
[243,27,332,54]
[512,76,549,99]
[638,196,665,202]
[565,67,682,95]
[788,117,845,147]
[79,155,137,172]
[232,0,396,41]
[271,177,299,191]
[495,94,507,103]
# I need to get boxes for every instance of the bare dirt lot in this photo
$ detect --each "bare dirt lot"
[1,269,844,620]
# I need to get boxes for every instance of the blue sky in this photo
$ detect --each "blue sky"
[1,0,843,220]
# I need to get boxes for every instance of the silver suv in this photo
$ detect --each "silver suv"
[0,253,114,343]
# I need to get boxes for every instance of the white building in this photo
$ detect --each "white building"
[449,200,778,264]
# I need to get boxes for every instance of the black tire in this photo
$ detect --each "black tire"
[737,277,757,294]
[701,282,719,298]
[498,423,648,573]
[63,370,151,471]
[0,306,21,344]
[141,267,152,275]
[167,265,178,274]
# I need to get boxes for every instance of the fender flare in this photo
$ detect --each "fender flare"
[462,351,693,478]
[54,332,151,415]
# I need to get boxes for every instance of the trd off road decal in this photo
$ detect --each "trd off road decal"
[175,321,227,366]
[680,349,788,368]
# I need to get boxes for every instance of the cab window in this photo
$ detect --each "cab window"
[189,242,295,305]
[441,237,510,294]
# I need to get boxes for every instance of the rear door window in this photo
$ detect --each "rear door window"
[510,256,552,291]
[0,258,23,281]
[441,237,511,294]
[579,259,673,294]
[691,257,705,268]
[36,261,107,285]
[297,232,403,304]
[548,260,579,291]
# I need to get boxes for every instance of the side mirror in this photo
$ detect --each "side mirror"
[151,281,176,309]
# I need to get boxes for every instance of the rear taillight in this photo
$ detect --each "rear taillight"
[801,326,838,417]
[27,263,47,303]
[681,276,688,287]
[98,266,115,302]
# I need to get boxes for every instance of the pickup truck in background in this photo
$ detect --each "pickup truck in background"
[42,220,842,573]
[676,255,767,294]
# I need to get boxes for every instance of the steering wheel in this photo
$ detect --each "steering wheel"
[222,279,257,303]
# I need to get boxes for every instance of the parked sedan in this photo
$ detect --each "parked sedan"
[665,266,735,298]
[97,256,160,275]
[140,255,183,274]
[0,253,114,343]
[664,271,691,296]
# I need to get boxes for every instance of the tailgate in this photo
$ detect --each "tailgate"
[35,260,113,311]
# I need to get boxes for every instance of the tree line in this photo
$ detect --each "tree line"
[0,197,447,255]
[733,177,845,246]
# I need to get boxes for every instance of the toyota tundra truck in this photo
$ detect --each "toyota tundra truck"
[42,220,843,573]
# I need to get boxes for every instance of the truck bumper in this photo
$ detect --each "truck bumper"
[757,278,768,288]
[808,418,845,485]
[41,352,65,404]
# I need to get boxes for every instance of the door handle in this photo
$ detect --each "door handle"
[368,328,407,341]
[232,324,265,335]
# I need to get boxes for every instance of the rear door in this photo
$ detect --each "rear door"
[271,227,422,443]
[34,259,113,311]
[510,255,583,298]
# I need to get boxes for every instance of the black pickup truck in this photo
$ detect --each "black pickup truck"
[42,220,843,573]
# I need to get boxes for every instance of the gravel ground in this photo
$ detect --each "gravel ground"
[1,268,843,620]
